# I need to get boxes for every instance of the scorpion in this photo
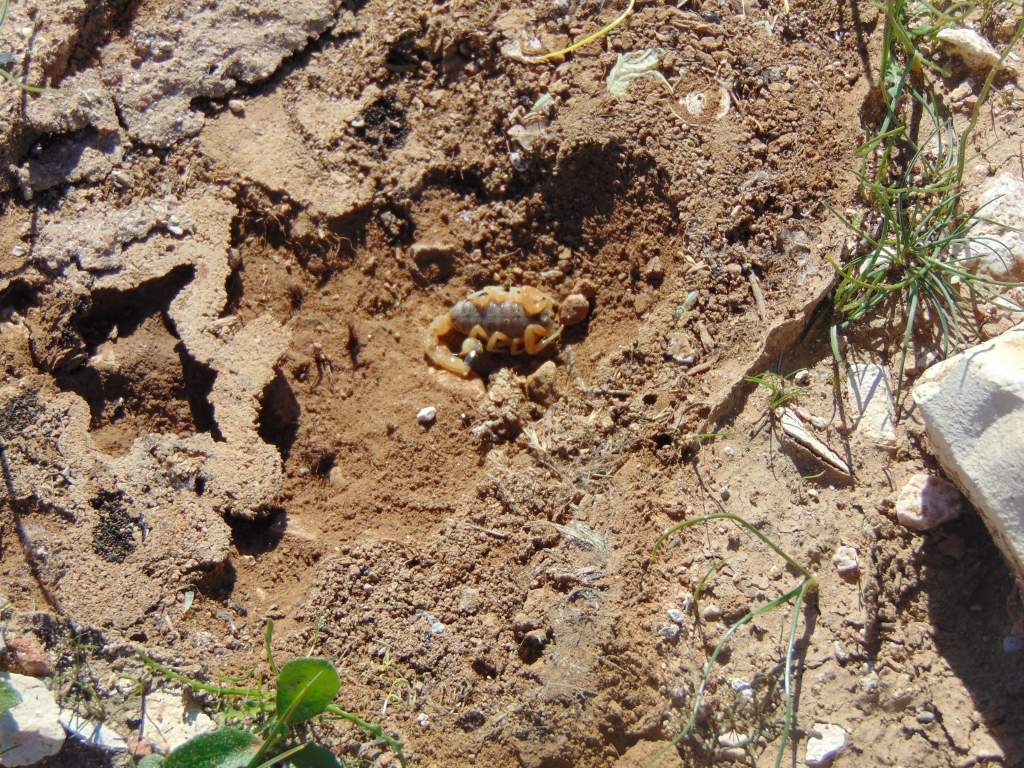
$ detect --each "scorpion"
[425,285,565,377]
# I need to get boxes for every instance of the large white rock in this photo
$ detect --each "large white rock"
[961,173,1024,281]
[913,327,1024,582]
[0,673,66,766]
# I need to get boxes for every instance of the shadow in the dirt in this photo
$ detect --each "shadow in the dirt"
[922,513,1024,764]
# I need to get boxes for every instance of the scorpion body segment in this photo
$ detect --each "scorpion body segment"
[425,286,563,377]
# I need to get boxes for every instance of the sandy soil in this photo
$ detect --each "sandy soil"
[1,0,1023,766]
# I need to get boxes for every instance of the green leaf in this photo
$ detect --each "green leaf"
[164,729,260,768]
[285,743,343,768]
[0,678,22,715]
[137,756,167,768]
[275,659,340,725]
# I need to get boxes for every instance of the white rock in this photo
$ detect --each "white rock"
[912,327,1024,580]
[416,406,437,425]
[143,688,216,753]
[804,722,848,766]
[58,708,128,752]
[846,363,896,445]
[895,473,965,531]
[960,173,1024,281]
[728,678,754,702]
[0,673,66,766]
[718,730,750,748]
[833,545,860,576]
[666,608,686,625]
[658,624,680,640]
[937,28,1003,73]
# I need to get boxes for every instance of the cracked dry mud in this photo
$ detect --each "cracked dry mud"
[1,1,1024,767]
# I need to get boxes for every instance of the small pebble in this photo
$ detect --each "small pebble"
[916,710,936,724]
[166,224,184,236]
[718,731,750,749]
[666,608,686,625]
[794,369,811,386]
[228,99,245,115]
[896,473,964,531]
[720,485,730,501]
[805,722,848,766]
[328,466,344,488]
[702,604,722,621]
[658,624,680,640]
[723,446,735,458]
[729,678,754,702]
[416,406,437,426]
[415,713,430,729]
[833,545,859,577]
[429,621,446,635]
[560,293,590,326]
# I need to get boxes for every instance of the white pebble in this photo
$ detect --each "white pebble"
[429,621,445,635]
[915,710,936,724]
[833,545,859,576]
[415,713,431,729]
[416,406,437,425]
[720,484,730,500]
[666,608,686,625]
[804,722,848,766]
[723,446,735,458]
[718,730,750,749]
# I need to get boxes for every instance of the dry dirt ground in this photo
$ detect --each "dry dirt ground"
[1,0,1023,767]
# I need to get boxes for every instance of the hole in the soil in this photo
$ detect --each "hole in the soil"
[642,393,658,406]
[471,657,497,678]
[517,629,550,665]
[257,372,300,459]
[227,507,287,556]
[652,433,673,448]
[176,344,222,439]
[195,559,237,601]
[309,452,336,477]
[410,243,455,285]
[221,261,244,318]
[385,33,427,74]
[74,267,194,351]
[65,0,140,77]
[0,280,39,318]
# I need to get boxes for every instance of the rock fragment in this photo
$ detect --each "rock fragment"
[143,688,217,753]
[937,28,1004,73]
[959,173,1024,281]
[525,361,558,406]
[833,545,859,577]
[895,474,965,531]
[416,406,437,426]
[846,363,896,445]
[804,722,848,766]
[2,634,51,677]
[58,709,128,753]
[912,327,1024,580]
[560,293,590,326]
[0,673,65,766]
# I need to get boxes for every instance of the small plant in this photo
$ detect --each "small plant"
[0,0,59,94]
[827,0,1024,392]
[650,513,817,768]
[744,370,807,413]
[0,677,20,714]
[139,621,405,768]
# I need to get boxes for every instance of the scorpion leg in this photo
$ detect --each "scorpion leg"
[524,323,563,355]
[486,331,513,352]
[425,312,472,377]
